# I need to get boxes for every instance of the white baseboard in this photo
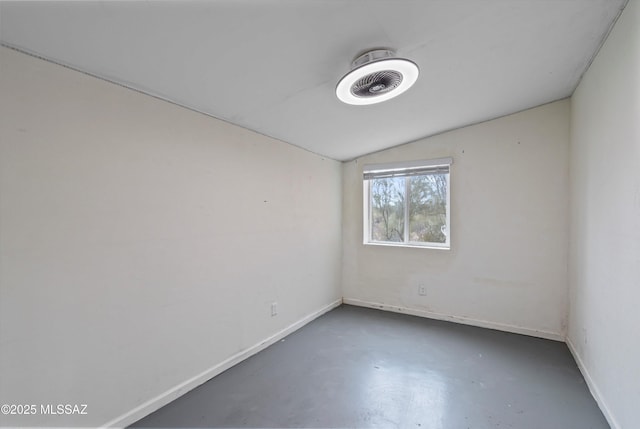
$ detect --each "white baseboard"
[103,298,342,428]
[342,298,564,341]
[104,297,617,429]
[566,337,619,429]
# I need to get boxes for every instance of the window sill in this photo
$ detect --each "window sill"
[364,242,450,250]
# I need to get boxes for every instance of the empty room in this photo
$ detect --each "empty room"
[0,1,638,428]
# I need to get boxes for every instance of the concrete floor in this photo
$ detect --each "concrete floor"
[131,305,608,428]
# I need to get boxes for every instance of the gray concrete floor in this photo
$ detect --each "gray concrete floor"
[131,305,608,428]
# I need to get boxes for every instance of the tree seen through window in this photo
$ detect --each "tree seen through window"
[370,173,448,244]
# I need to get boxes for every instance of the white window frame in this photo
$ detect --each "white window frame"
[363,157,452,250]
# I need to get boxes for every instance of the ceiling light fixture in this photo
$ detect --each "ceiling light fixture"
[336,49,419,105]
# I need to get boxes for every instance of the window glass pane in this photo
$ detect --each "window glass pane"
[408,174,448,243]
[370,177,405,242]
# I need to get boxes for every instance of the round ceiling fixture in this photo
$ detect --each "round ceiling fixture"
[336,49,419,105]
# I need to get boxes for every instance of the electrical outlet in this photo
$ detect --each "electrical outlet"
[418,285,427,296]
[271,302,278,316]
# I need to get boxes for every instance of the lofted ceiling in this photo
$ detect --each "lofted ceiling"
[0,0,627,161]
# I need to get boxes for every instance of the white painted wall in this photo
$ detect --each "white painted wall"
[0,46,342,427]
[567,0,640,427]
[343,100,570,340]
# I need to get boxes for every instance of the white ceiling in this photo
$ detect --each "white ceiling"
[0,0,627,161]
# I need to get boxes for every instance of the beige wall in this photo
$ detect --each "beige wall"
[0,46,342,427]
[343,100,570,339]
[568,0,640,427]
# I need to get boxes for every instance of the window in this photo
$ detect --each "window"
[363,158,452,249]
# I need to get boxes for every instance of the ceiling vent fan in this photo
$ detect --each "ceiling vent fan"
[336,49,419,105]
